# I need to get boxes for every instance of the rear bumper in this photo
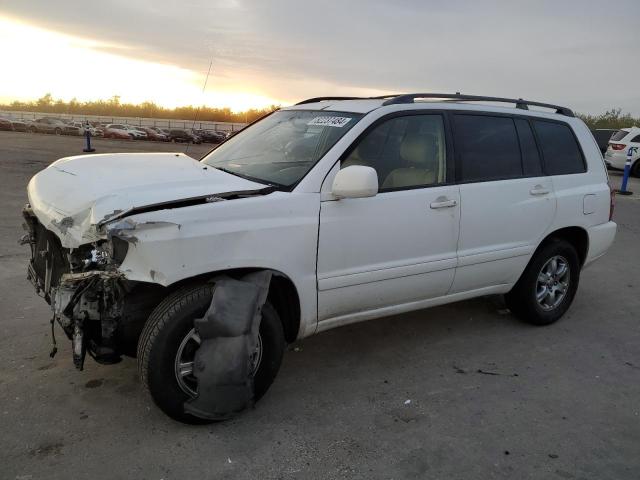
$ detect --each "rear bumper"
[605,151,635,170]
[584,221,617,267]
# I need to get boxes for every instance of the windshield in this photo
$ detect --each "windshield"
[202,110,363,187]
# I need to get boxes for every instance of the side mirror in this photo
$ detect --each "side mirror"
[331,166,379,199]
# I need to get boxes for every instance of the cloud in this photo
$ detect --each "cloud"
[2,0,639,114]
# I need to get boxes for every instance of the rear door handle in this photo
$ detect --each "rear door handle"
[530,185,550,196]
[430,198,458,209]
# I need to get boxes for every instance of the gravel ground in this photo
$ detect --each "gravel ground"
[0,131,639,480]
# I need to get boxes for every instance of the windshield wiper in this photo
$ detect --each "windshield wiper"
[213,166,286,190]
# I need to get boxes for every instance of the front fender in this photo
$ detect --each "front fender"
[111,191,320,338]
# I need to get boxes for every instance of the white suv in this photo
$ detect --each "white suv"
[22,93,617,423]
[605,126,640,175]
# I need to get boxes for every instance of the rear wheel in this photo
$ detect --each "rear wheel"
[137,283,285,424]
[631,160,640,178]
[505,239,580,325]
[54,127,61,135]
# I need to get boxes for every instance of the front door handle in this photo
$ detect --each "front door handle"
[530,185,550,196]
[430,197,458,209]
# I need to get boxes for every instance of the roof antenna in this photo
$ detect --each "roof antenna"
[185,57,214,157]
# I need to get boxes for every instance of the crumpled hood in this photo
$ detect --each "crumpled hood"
[27,152,265,247]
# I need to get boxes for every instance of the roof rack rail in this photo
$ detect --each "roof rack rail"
[381,93,574,117]
[295,94,400,106]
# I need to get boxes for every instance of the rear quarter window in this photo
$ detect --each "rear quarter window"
[533,121,585,175]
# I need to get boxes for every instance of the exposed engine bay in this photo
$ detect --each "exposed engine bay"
[22,204,133,369]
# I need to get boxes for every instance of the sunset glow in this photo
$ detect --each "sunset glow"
[0,16,282,112]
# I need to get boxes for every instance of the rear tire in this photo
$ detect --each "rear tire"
[631,160,640,178]
[505,239,580,326]
[137,283,285,424]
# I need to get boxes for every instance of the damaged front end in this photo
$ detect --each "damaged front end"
[21,204,129,369]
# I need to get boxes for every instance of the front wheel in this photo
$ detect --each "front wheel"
[505,239,580,326]
[137,283,285,424]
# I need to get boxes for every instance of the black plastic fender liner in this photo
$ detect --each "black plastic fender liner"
[183,271,272,420]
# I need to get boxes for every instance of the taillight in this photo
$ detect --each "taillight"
[609,183,616,220]
[610,143,626,151]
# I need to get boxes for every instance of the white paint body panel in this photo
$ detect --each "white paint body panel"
[26,100,617,340]
[27,152,264,247]
[317,185,460,322]
[452,177,555,293]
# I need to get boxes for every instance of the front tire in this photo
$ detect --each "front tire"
[505,239,580,326]
[137,283,285,424]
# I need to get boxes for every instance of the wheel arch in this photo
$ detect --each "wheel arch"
[166,267,301,343]
[510,226,589,292]
[120,267,302,356]
[539,226,589,267]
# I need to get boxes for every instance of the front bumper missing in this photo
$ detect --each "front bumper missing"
[22,205,126,369]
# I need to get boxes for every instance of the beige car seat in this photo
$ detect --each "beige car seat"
[382,133,437,189]
[341,145,371,169]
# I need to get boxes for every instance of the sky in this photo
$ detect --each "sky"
[0,0,639,114]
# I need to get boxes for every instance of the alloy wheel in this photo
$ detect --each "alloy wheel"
[536,255,570,311]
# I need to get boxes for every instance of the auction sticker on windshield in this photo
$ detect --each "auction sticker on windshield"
[307,116,352,128]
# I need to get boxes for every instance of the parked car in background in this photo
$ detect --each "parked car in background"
[149,127,170,136]
[0,117,13,131]
[591,129,618,155]
[103,124,134,140]
[90,121,108,132]
[70,121,103,137]
[168,128,201,143]
[138,126,168,141]
[605,127,640,176]
[62,122,83,136]
[123,125,148,140]
[10,118,29,132]
[193,129,226,143]
[28,117,71,135]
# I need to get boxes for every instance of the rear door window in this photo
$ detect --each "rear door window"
[630,135,640,143]
[453,114,522,182]
[533,121,585,175]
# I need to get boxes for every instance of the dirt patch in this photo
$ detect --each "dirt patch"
[84,378,104,389]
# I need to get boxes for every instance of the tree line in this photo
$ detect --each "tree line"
[577,108,639,130]
[1,94,639,129]
[0,94,278,123]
